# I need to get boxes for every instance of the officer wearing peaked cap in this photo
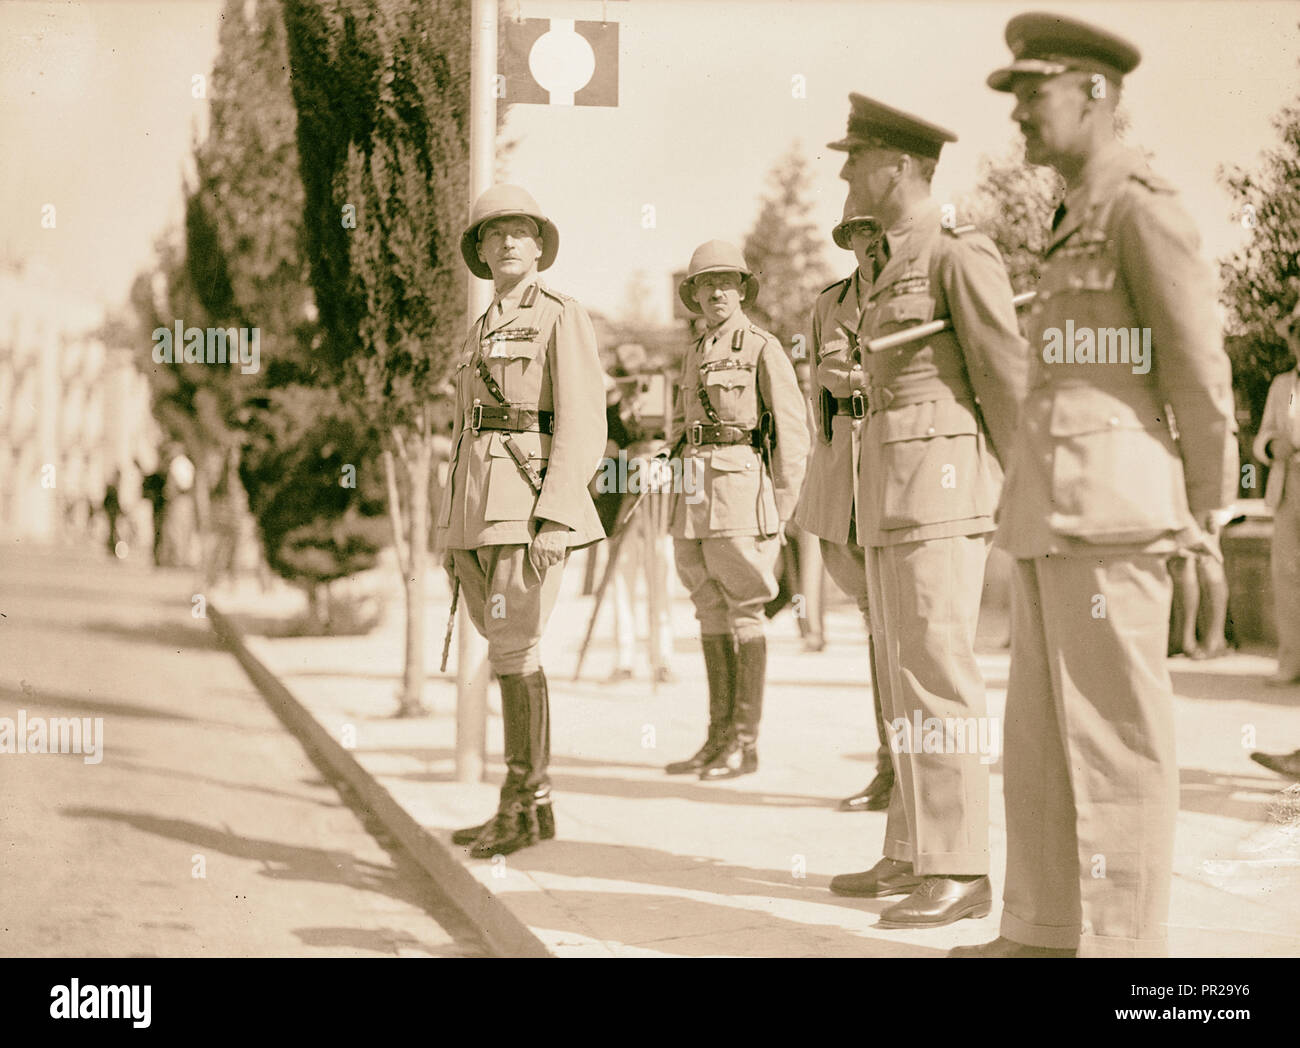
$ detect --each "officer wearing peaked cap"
[824,94,1029,929]
[793,196,894,813]
[950,14,1238,959]
[664,240,809,781]
[438,184,607,858]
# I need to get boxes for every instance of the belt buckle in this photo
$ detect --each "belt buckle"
[850,390,866,419]
[470,400,484,431]
[688,422,703,446]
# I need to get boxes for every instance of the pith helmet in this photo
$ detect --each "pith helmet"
[833,196,880,251]
[677,240,759,315]
[460,184,559,280]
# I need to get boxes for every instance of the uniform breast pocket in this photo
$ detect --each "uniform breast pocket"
[1047,385,1189,542]
[486,339,545,402]
[484,431,550,521]
[875,294,936,339]
[704,368,757,424]
[877,399,989,529]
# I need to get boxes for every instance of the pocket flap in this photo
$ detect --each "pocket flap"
[880,294,936,326]
[705,369,753,390]
[880,398,979,443]
[707,444,760,472]
[1048,386,1163,437]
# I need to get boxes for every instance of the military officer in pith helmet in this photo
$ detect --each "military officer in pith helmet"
[437,184,606,857]
[664,240,809,781]
[824,95,1029,928]
[793,196,894,814]
[951,14,1238,958]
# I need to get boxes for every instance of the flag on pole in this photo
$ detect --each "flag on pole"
[502,17,619,106]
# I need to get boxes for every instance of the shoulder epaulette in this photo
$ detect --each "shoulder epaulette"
[943,223,978,237]
[536,283,572,303]
[748,324,780,347]
[1128,169,1176,195]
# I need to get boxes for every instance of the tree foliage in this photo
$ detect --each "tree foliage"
[742,145,833,354]
[1218,93,1300,430]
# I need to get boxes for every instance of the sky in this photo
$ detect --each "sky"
[2,0,1297,328]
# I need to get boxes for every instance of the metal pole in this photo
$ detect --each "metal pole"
[455,0,497,785]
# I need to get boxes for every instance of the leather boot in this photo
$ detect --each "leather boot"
[700,635,764,780]
[468,671,555,858]
[839,632,895,811]
[452,787,555,845]
[665,634,735,774]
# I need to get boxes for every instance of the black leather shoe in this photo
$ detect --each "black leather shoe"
[453,801,555,845]
[829,857,923,898]
[666,634,735,774]
[699,740,757,780]
[876,876,992,928]
[838,767,894,812]
[1250,749,1300,781]
[468,800,548,858]
[948,936,1076,958]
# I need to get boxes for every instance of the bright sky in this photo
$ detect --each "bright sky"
[2,0,1296,329]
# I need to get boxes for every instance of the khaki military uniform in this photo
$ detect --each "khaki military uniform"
[854,200,1028,877]
[671,310,808,639]
[794,271,890,772]
[436,274,606,675]
[996,144,1237,956]
[1254,367,1300,681]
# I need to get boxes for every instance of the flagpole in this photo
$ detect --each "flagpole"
[455,0,497,785]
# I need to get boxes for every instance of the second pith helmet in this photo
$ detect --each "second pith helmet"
[832,196,880,251]
[460,184,559,280]
[677,240,759,315]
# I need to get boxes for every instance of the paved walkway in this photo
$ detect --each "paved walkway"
[212,554,1300,957]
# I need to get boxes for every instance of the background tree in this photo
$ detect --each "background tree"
[959,139,1064,296]
[742,145,833,361]
[1218,90,1300,445]
[283,0,475,715]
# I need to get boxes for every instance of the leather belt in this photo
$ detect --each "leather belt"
[686,422,762,447]
[826,391,867,419]
[864,384,972,415]
[468,404,555,434]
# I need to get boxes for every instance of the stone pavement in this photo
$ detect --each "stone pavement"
[210,553,1300,958]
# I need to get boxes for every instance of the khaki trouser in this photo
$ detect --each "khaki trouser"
[1001,554,1177,958]
[1274,474,1300,678]
[866,534,991,876]
[673,535,779,640]
[820,536,889,769]
[452,544,568,675]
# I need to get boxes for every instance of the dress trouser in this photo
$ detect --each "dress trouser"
[865,534,991,876]
[1273,474,1300,678]
[1001,554,1177,957]
[819,536,889,770]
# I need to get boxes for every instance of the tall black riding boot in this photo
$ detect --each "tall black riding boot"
[665,633,736,774]
[839,628,895,811]
[700,635,765,780]
[465,671,556,858]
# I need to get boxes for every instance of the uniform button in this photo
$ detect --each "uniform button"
[1108,416,1120,427]
[745,463,753,470]
[927,426,936,435]
[1069,275,1084,289]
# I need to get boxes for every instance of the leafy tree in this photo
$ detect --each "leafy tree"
[283,0,474,714]
[742,145,833,359]
[959,139,1064,296]
[1218,91,1300,441]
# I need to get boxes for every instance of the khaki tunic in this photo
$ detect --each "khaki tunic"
[994,144,1238,957]
[436,276,607,550]
[669,310,808,638]
[794,272,867,545]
